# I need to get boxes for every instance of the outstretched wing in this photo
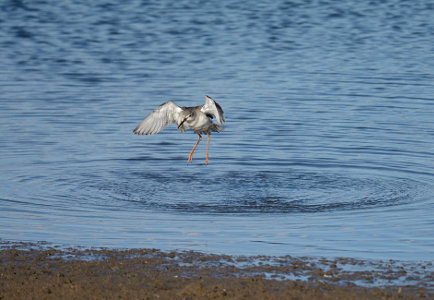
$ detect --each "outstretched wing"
[201,95,226,125]
[133,101,183,135]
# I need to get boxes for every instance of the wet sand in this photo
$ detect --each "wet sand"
[1,242,432,299]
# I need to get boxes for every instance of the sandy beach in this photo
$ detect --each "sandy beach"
[1,242,432,299]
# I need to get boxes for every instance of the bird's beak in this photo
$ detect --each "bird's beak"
[177,116,189,129]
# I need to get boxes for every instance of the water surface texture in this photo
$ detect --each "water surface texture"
[1,0,433,260]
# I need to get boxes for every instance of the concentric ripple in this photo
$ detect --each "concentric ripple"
[102,168,427,214]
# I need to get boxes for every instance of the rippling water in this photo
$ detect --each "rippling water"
[0,0,433,261]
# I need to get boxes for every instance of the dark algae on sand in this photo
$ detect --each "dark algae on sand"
[1,242,432,299]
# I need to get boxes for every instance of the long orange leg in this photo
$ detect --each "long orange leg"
[187,133,202,164]
[206,132,210,165]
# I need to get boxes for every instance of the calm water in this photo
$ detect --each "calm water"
[0,0,433,261]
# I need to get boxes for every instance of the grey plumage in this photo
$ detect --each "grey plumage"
[133,96,225,135]
[133,95,225,164]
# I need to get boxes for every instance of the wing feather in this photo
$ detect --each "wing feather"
[201,95,226,125]
[133,101,182,135]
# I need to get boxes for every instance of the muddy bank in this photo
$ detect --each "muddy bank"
[1,242,432,299]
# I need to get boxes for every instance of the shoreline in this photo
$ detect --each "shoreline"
[1,242,432,299]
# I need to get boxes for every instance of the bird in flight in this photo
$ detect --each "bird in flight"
[133,95,225,165]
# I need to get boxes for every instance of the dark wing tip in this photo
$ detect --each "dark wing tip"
[214,101,223,111]
[133,126,145,135]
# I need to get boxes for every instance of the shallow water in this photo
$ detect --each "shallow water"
[0,0,433,261]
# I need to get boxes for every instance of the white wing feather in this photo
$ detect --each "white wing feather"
[201,95,226,125]
[133,101,182,135]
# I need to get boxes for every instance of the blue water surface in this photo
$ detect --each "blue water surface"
[0,0,433,261]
